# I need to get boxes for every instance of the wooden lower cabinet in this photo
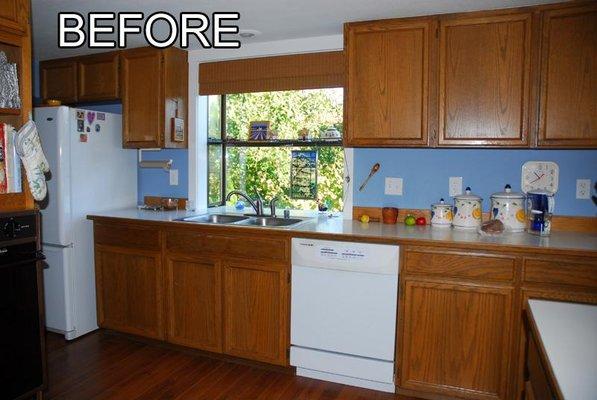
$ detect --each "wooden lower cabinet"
[95,245,164,339]
[164,255,222,352]
[223,258,289,366]
[399,278,514,400]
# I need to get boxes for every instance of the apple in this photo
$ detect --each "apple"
[404,214,416,226]
[416,216,427,226]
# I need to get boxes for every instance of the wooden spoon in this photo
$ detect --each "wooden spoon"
[358,163,381,192]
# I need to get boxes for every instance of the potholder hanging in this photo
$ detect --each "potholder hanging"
[16,120,50,201]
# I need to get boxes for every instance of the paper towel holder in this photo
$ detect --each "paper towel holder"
[138,149,172,171]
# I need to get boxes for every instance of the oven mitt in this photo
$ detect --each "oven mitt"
[16,120,50,201]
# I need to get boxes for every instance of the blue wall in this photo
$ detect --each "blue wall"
[352,149,597,216]
[137,149,189,204]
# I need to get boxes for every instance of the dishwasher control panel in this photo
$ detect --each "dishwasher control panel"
[292,238,399,275]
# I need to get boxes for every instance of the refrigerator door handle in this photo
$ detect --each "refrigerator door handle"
[43,243,74,249]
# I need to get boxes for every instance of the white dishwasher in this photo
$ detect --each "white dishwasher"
[290,238,399,393]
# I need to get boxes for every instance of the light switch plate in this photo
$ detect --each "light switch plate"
[169,169,179,186]
[576,179,591,199]
[449,177,463,197]
[385,177,403,196]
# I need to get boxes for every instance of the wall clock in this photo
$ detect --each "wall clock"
[521,161,559,194]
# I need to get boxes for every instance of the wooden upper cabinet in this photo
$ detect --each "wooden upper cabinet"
[164,255,222,353]
[438,13,533,147]
[40,59,78,104]
[121,47,163,148]
[400,278,514,399]
[345,18,434,147]
[77,52,120,102]
[223,258,289,366]
[121,47,188,149]
[0,0,27,34]
[537,3,597,147]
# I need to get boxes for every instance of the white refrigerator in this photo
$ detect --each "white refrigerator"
[34,106,137,340]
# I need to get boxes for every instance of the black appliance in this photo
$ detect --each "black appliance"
[0,212,46,400]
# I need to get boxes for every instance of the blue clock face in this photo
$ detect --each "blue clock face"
[522,161,559,193]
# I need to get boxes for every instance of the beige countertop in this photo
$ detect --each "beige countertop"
[87,207,597,255]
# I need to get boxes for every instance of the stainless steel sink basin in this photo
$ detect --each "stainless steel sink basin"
[180,214,249,224]
[236,217,306,227]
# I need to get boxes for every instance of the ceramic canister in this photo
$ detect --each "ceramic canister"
[431,198,453,227]
[453,187,483,229]
[490,184,526,232]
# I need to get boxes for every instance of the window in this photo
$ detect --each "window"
[207,88,344,211]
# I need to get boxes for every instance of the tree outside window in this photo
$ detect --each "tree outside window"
[208,88,344,211]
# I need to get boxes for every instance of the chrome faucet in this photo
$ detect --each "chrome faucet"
[269,197,279,217]
[225,190,264,216]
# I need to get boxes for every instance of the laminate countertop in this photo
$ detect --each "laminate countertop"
[527,300,597,399]
[87,207,597,255]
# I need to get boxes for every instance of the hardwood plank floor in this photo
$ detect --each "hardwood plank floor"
[43,331,418,400]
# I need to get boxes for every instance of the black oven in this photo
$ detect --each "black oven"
[0,213,46,400]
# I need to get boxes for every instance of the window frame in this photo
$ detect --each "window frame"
[207,92,344,209]
[207,95,227,207]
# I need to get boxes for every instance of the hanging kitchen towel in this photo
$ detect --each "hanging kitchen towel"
[16,120,50,201]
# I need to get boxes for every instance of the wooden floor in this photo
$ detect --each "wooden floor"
[44,331,418,400]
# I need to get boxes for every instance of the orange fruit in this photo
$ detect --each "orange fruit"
[516,209,525,223]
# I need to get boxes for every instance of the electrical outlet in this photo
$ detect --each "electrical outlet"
[449,177,463,197]
[169,169,179,186]
[385,177,403,196]
[576,179,591,199]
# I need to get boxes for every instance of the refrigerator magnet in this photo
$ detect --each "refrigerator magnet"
[95,123,101,133]
[86,111,96,125]
[76,110,84,120]
[97,112,105,121]
[77,119,84,132]
[79,133,88,143]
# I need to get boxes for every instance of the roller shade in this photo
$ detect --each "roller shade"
[199,51,345,95]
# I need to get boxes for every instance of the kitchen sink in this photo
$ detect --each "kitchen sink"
[236,217,306,227]
[178,214,307,227]
[179,214,249,224]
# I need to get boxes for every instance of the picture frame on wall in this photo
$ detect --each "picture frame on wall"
[171,117,185,142]
[249,120,270,141]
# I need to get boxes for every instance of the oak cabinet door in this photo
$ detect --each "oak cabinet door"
[121,48,163,148]
[223,258,289,365]
[40,59,78,104]
[78,52,120,102]
[165,255,222,353]
[0,0,26,34]
[538,3,597,147]
[438,13,533,147]
[400,279,514,400]
[345,19,434,147]
[95,246,164,339]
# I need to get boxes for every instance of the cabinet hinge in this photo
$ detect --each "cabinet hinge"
[288,272,291,284]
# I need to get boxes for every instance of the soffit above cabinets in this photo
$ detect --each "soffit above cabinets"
[31,0,560,60]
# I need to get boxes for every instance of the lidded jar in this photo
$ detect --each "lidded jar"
[431,198,453,227]
[453,187,483,229]
[490,184,526,232]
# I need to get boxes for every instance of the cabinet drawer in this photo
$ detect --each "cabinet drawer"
[404,248,515,282]
[166,230,289,262]
[94,223,160,250]
[523,258,597,290]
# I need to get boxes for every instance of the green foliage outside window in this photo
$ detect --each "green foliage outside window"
[208,89,344,211]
